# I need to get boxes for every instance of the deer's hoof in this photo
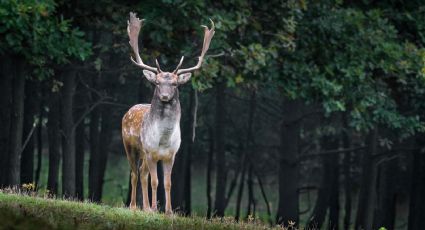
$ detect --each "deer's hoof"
[165,209,173,216]
[143,207,152,212]
[129,204,137,211]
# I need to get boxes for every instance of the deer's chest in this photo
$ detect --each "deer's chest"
[141,119,181,160]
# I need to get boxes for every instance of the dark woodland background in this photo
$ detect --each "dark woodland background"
[1,0,425,229]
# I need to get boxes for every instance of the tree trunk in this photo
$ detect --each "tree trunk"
[276,99,302,225]
[355,129,378,230]
[183,146,192,215]
[181,88,197,215]
[343,163,352,228]
[88,74,101,201]
[408,136,425,230]
[74,79,87,200]
[8,60,26,186]
[171,91,192,213]
[342,116,352,230]
[307,133,339,230]
[256,171,273,225]
[60,70,77,197]
[47,85,61,195]
[89,31,113,202]
[246,164,256,219]
[171,128,186,210]
[75,120,85,199]
[0,59,13,187]
[235,158,247,221]
[35,97,44,187]
[89,104,112,202]
[214,81,227,217]
[307,156,330,229]
[21,80,39,184]
[206,126,214,218]
[245,90,257,220]
[88,110,100,200]
[328,152,340,230]
[374,160,396,230]
[224,147,246,210]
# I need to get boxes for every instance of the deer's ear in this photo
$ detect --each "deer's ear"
[143,70,157,83]
[178,73,192,84]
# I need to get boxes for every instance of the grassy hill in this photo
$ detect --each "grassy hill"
[0,191,285,230]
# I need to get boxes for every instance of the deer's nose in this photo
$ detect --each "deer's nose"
[160,95,170,101]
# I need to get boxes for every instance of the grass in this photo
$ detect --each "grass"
[0,191,292,230]
[29,151,311,227]
[34,151,281,220]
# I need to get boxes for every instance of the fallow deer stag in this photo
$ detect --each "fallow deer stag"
[122,12,215,214]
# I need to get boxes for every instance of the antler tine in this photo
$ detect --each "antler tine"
[128,12,158,73]
[176,19,215,75]
[172,56,185,74]
[155,59,163,73]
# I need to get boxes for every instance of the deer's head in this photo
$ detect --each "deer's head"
[127,12,215,102]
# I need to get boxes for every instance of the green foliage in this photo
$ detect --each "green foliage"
[0,0,91,79]
[276,3,425,135]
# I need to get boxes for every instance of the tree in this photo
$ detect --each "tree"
[0,0,91,190]
[21,80,40,184]
[60,70,77,197]
[47,84,61,195]
[7,59,26,186]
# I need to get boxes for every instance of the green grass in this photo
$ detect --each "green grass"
[0,192,286,230]
[34,151,280,220]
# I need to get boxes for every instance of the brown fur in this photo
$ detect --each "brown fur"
[122,104,150,154]
[121,104,151,211]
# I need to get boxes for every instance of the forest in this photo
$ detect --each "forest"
[1,0,425,229]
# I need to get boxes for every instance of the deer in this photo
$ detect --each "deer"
[122,12,215,214]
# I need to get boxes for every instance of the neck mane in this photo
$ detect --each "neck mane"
[148,88,181,122]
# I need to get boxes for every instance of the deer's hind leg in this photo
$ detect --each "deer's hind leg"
[146,157,159,212]
[124,143,138,210]
[140,157,151,211]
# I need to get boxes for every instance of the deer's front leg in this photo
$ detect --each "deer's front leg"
[162,158,175,215]
[147,158,159,211]
[140,159,150,211]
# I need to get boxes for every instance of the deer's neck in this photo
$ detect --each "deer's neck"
[144,88,181,146]
[148,88,181,123]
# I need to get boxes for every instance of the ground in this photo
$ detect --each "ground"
[0,191,285,230]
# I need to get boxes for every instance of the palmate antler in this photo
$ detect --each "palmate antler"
[127,12,159,73]
[173,19,215,74]
[128,12,215,74]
